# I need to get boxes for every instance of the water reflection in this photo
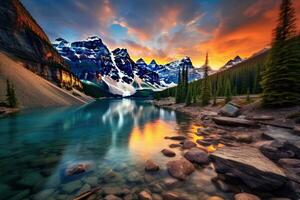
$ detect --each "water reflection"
[0,99,226,200]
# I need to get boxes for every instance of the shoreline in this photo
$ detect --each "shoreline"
[152,97,300,199]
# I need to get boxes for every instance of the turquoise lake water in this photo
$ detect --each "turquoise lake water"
[0,99,231,200]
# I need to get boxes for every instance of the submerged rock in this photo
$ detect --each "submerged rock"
[62,180,82,193]
[162,192,180,200]
[139,191,152,200]
[161,149,176,157]
[213,117,259,128]
[210,146,287,191]
[166,158,195,180]
[219,103,240,117]
[104,194,122,200]
[234,193,261,200]
[145,160,159,171]
[184,148,209,164]
[182,140,197,149]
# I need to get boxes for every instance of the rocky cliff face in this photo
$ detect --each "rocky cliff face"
[0,0,64,65]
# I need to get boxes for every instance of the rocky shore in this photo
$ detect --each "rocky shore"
[150,97,300,200]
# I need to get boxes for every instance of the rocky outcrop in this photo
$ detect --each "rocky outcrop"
[166,158,195,180]
[213,117,259,128]
[0,0,64,65]
[210,146,287,191]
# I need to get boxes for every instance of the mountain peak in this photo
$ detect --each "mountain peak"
[86,36,102,41]
[136,58,146,64]
[150,59,158,65]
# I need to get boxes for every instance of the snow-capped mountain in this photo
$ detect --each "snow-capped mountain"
[149,57,203,85]
[220,55,243,71]
[53,36,161,96]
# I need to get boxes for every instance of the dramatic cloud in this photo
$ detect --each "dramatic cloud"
[22,0,300,69]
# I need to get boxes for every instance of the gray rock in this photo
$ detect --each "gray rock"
[234,193,261,200]
[127,171,143,183]
[213,117,259,128]
[161,149,176,157]
[145,160,159,171]
[260,139,295,161]
[235,134,253,143]
[210,146,287,191]
[219,103,240,117]
[76,183,91,197]
[279,158,300,168]
[166,158,195,180]
[182,140,197,149]
[184,148,209,164]
[139,191,152,200]
[196,139,212,146]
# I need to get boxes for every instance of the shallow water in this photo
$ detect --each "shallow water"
[0,99,231,200]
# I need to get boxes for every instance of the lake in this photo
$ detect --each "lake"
[0,99,230,200]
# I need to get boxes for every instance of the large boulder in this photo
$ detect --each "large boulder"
[184,148,209,164]
[213,117,259,128]
[210,146,287,191]
[219,103,240,117]
[166,158,195,180]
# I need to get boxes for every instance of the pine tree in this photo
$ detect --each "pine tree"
[201,52,211,106]
[185,86,192,106]
[261,0,300,107]
[225,79,232,103]
[175,68,182,103]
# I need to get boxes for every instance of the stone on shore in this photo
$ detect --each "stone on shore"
[145,160,159,171]
[213,117,259,128]
[161,149,176,157]
[165,136,187,141]
[210,146,287,191]
[234,193,261,200]
[260,139,295,161]
[182,140,197,149]
[166,158,195,180]
[169,144,181,148]
[184,148,209,164]
[219,103,240,117]
[139,191,152,200]
[206,196,224,200]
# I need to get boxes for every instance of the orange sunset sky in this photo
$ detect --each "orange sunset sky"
[22,0,300,69]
